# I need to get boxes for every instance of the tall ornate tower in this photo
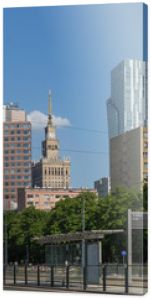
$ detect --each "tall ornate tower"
[32,91,71,189]
[42,91,59,159]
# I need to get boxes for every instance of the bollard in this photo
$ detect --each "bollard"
[125,265,129,294]
[83,266,87,290]
[37,265,40,286]
[51,266,54,287]
[14,264,16,285]
[103,265,107,292]
[66,265,69,289]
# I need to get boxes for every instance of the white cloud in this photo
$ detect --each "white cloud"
[27,111,71,130]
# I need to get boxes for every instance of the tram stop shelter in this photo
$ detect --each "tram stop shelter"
[37,229,124,284]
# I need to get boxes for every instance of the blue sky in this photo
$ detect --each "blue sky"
[4,3,146,188]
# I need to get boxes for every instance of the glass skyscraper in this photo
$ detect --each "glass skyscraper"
[107,59,148,139]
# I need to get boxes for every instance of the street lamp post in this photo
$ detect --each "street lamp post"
[82,197,86,268]
[4,222,8,265]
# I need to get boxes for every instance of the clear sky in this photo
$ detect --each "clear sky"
[4,3,146,188]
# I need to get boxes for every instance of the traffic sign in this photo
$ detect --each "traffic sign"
[121,250,127,257]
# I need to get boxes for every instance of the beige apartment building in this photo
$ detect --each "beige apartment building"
[110,127,148,192]
[3,103,31,210]
[32,91,70,189]
[18,187,97,211]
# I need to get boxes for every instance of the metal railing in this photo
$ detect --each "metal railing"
[3,263,148,295]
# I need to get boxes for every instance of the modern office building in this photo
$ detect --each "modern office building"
[18,187,97,211]
[110,127,148,192]
[107,59,148,139]
[107,59,148,192]
[32,91,70,189]
[94,177,110,197]
[3,103,32,210]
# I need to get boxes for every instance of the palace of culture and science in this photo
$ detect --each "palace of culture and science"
[32,91,71,189]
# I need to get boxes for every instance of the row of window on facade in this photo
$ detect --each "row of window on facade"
[3,136,30,141]
[4,169,30,174]
[4,123,30,130]
[4,162,31,167]
[4,151,30,158]
[4,176,31,183]
[27,194,67,198]
[44,167,69,176]
[4,175,31,180]
[4,141,30,147]
[4,158,31,166]
[27,201,55,207]
[4,129,30,135]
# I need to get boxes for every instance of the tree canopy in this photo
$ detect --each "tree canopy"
[4,188,146,264]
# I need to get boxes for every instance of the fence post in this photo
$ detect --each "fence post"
[66,265,69,289]
[83,266,87,290]
[51,266,54,287]
[25,264,28,285]
[125,265,128,294]
[103,264,107,292]
[37,265,40,286]
[14,264,16,285]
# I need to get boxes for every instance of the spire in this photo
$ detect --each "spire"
[48,90,52,125]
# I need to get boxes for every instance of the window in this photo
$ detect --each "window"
[4,169,9,174]
[10,124,15,129]
[4,137,9,141]
[16,156,21,160]
[27,194,34,198]
[27,201,33,205]
[4,150,9,154]
[24,130,30,134]
[16,150,21,154]
[4,163,9,167]
[24,156,30,160]
[4,130,9,135]
[24,150,30,154]
[24,143,30,148]
[4,157,9,161]
[24,137,29,141]
[4,124,9,129]
[24,162,30,166]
